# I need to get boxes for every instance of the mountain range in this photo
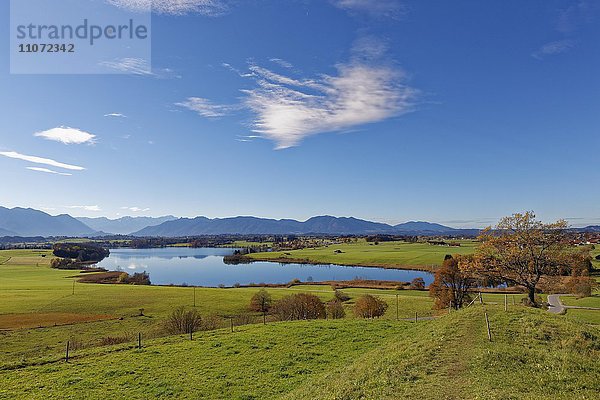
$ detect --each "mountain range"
[1,206,598,238]
[77,216,177,235]
[131,216,479,237]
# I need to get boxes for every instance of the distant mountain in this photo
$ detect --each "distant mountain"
[0,207,98,237]
[395,221,456,233]
[133,215,471,237]
[77,215,177,235]
[582,225,600,232]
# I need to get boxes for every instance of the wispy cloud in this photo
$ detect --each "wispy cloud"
[100,58,154,75]
[242,41,417,149]
[0,151,85,171]
[26,167,72,176]
[270,58,294,69]
[121,206,150,212]
[104,113,127,118]
[176,97,235,118]
[67,205,101,212]
[34,126,96,145]
[532,39,574,59]
[332,0,404,18]
[106,0,227,16]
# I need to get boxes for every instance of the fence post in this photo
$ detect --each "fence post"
[484,312,492,341]
[512,295,516,306]
[65,341,70,362]
[72,281,75,295]
[479,292,483,305]
[414,311,418,323]
[138,332,142,349]
[504,294,508,311]
[193,287,196,308]
[396,294,399,321]
[263,311,266,325]
[230,318,234,333]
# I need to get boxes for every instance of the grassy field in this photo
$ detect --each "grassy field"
[2,249,600,399]
[247,239,478,270]
[0,250,437,367]
[0,306,598,399]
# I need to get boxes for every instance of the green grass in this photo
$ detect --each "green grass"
[0,250,434,367]
[286,306,600,400]
[1,306,598,399]
[2,249,600,399]
[247,240,478,269]
[560,294,600,308]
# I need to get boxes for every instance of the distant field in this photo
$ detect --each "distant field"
[247,240,478,270]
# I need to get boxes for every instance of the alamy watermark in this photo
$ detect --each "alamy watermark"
[10,0,151,74]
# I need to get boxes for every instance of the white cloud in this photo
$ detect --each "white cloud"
[121,206,150,212]
[532,40,574,59]
[332,0,403,18]
[176,97,234,118]
[0,151,85,171]
[242,52,417,149]
[67,205,101,212]
[270,58,294,69]
[104,113,127,118]
[100,58,154,75]
[106,0,227,16]
[26,167,72,176]
[34,126,96,145]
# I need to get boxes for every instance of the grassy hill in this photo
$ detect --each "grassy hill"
[1,307,598,399]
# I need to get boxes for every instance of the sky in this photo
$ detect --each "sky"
[0,0,599,228]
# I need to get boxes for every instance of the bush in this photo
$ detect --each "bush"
[409,277,426,290]
[201,314,222,331]
[165,307,202,334]
[99,335,131,346]
[327,300,346,319]
[118,271,151,285]
[353,294,388,318]
[333,290,350,302]
[566,275,598,298]
[272,293,326,321]
[50,257,81,270]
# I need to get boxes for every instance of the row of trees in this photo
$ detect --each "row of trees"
[249,289,388,320]
[429,212,597,308]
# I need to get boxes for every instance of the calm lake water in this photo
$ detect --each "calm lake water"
[96,247,433,287]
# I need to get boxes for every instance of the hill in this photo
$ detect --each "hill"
[0,207,97,237]
[76,215,177,235]
[0,307,597,399]
[133,215,469,237]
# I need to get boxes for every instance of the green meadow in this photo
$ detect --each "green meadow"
[247,239,478,269]
[1,248,599,399]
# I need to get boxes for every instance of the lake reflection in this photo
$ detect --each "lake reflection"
[96,247,433,287]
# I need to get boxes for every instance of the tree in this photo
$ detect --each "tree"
[353,294,388,318]
[429,255,476,309]
[249,289,272,313]
[409,277,426,290]
[470,212,575,306]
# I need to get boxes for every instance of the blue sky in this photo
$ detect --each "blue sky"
[0,0,599,228]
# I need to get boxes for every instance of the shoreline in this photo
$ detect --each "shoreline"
[245,255,437,273]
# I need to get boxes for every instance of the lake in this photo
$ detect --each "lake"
[96,247,433,287]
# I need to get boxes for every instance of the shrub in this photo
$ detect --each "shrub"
[99,335,131,346]
[249,289,272,313]
[409,277,426,290]
[333,290,350,302]
[353,294,388,318]
[272,293,326,321]
[565,275,598,298]
[201,314,222,331]
[50,257,80,270]
[327,300,346,319]
[165,307,202,334]
[118,271,151,285]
